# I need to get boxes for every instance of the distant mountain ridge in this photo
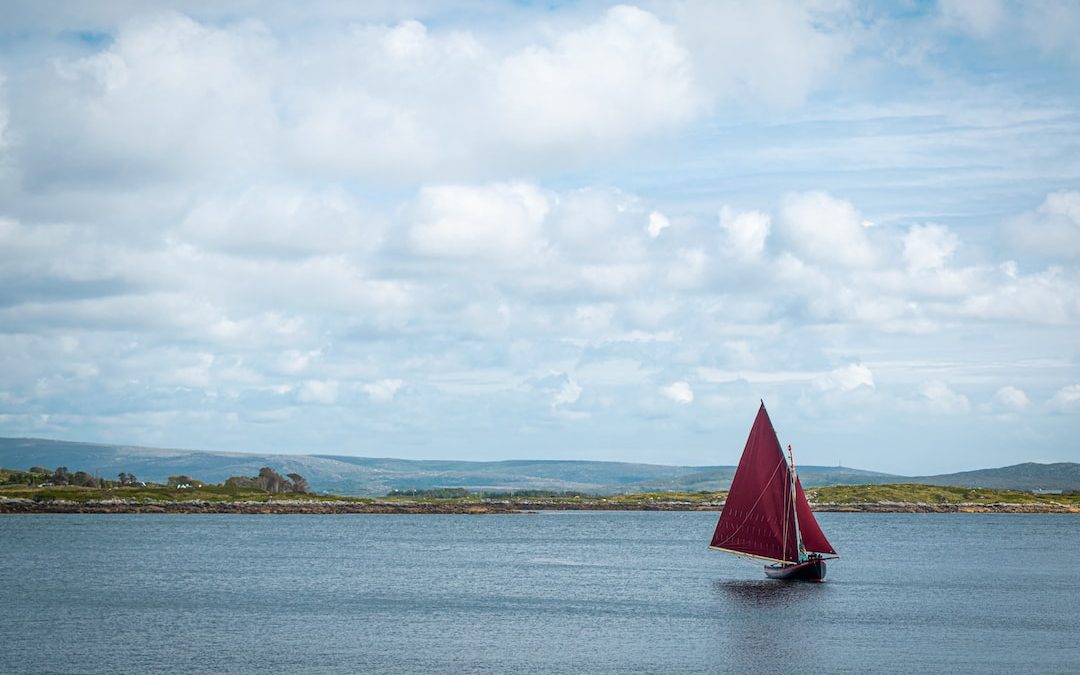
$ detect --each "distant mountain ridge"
[635,464,901,493]
[2,437,1078,495]
[909,463,1080,491]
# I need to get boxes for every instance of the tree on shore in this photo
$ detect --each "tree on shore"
[167,475,203,488]
[287,473,309,493]
[70,471,99,488]
[1,469,51,486]
[225,468,308,493]
[11,464,309,494]
[224,475,257,489]
[257,467,288,493]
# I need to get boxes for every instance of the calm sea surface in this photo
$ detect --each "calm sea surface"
[1,512,1078,674]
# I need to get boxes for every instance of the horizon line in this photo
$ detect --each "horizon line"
[0,435,1072,477]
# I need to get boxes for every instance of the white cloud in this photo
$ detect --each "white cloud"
[552,378,582,408]
[1022,3,1080,63]
[1048,384,1080,413]
[278,350,319,375]
[993,385,1030,412]
[298,379,338,404]
[162,352,215,389]
[917,380,971,415]
[698,367,820,385]
[779,191,877,267]
[286,20,481,180]
[960,266,1080,324]
[363,379,403,402]
[496,5,702,147]
[140,251,413,320]
[572,304,617,335]
[676,0,852,108]
[719,206,770,261]
[647,211,671,238]
[666,247,708,289]
[1007,190,1080,258]
[550,187,644,256]
[660,381,694,404]
[409,182,549,259]
[9,7,708,186]
[903,223,959,272]
[579,263,648,294]
[939,0,1005,37]
[177,186,377,257]
[1041,189,1080,227]
[576,358,657,387]
[19,12,276,183]
[287,20,486,179]
[814,364,875,392]
[0,73,8,151]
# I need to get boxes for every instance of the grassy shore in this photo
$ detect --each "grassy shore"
[807,483,1080,506]
[2,482,1078,513]
[0,483,372,504]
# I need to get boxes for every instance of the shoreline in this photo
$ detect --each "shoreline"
[2,497,1077,514]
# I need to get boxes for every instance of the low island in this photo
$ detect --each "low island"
[2,467,1078,514]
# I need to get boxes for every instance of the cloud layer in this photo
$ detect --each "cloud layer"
[1,1,1079,474]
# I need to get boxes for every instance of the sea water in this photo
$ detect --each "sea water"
[1,512,1078,674]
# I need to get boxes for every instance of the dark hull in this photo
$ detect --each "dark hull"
[764,559,827,581]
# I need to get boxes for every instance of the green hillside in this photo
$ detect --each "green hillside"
[910,463,1080,491]
[3,436,1077,496]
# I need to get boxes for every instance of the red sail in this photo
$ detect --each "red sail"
[710,403,800,564]
[795,477,836,555]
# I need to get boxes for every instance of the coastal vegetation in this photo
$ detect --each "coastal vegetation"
[806,483,1080,506]
[378,484,1080,507]
[0,466,329,504]
[2,466,1078,512]
[386,488,591,499]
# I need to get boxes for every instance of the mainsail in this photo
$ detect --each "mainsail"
[709,402,836,564]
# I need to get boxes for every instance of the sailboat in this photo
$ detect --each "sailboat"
[709,402,838,581]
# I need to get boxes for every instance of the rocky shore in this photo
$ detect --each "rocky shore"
[3,497,1077,514]
[811,501,1080,514]
[491,500,1079,513]
[0,498,523,515]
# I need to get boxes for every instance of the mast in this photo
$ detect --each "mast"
[788,444,805,562]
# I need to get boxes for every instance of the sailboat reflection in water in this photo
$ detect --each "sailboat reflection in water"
[710,402,838,581]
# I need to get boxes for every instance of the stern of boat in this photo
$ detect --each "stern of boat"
[764,559,827,582]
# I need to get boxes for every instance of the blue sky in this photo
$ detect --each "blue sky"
[0,0,1078,474]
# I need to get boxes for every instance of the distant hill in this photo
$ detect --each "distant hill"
[637,464,900,492]
[910,463,1080,491]
[0,438,721,495]
[2,437,1077,495]
[0,437,363,489]
[311,455,711,494]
